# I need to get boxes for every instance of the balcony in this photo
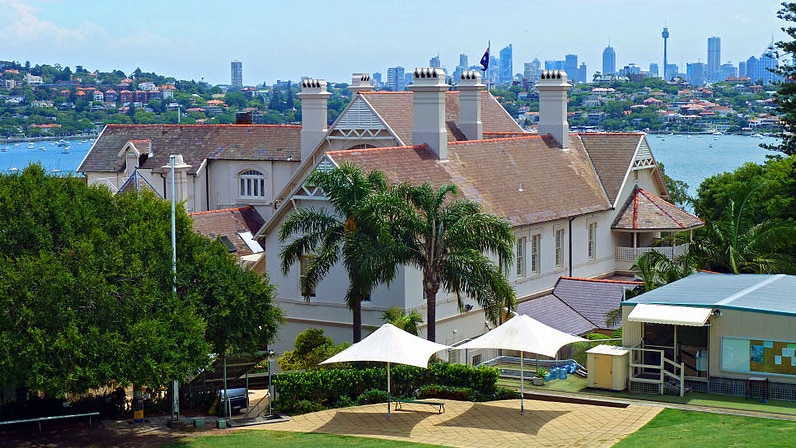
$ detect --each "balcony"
[615,243,690,270]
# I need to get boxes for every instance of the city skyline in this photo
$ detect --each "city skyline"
[0,0,788,85]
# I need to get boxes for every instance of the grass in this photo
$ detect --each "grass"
[166,430,442,447]
[499,374,796,416]
[614,408,796,447]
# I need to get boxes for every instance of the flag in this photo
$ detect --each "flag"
[480,45,490,71]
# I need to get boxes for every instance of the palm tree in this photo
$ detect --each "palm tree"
[693,181,796,274]
[279,163,401,342]
[383,182,516,342]
[381,307,423,336]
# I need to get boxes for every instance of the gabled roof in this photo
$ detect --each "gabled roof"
[327,135,611,227]
[189,206,265,257]
[79,124,301,175]
[359,90,524,145]
[517,277,641,335]
[117,170,162,197]
[623,273,796,317]
[612,186,704,231]
[578,132,645,205]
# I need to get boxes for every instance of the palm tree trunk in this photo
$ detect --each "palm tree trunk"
[425,286,437,342]
[352,298,362,343]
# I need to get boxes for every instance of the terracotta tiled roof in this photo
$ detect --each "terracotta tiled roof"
[612,186,704,231]
[517,276,641,335]
[577,133,645,204]
[189,206,265,257]
[360,90,524,146]
[327,134,611,227]
[79,124,301,175]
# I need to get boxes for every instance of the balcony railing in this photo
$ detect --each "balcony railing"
[615,243,690,263]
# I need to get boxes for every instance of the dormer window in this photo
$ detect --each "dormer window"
[239,169,266,198]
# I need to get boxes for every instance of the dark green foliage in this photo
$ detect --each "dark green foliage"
[417,385,473,401]
[272,362,500,414]
[356,389,390,405]
[0,165,282,395]
[765,2,796,156]
[492,387,520,400]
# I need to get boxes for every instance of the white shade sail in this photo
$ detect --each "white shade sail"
[321,323,450,368]
[627,304,712,327]
[456,314,587,357]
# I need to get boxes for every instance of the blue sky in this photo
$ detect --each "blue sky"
[0,0,787,85]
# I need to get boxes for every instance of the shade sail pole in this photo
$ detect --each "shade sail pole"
[387,361,391,420]
[520,351,525,414]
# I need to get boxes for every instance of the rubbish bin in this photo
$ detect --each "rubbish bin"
[218,388,248,415]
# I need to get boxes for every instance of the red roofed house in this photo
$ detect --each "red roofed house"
[253,70,702,353]
[79,69,701,356]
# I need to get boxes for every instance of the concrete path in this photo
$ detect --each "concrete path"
[242,398,663,448]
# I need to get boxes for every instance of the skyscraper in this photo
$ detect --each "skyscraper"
[499,44,513,84]
[429,55,441,69]
[602,45,616,76]
[386,66,405,91]
[662,27,670,80]
[231,60,243,88]
[564,54,578,82]
[708,37,721,81]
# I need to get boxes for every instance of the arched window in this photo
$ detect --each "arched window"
[239,169,266,198]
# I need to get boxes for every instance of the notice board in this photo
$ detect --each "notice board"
[722,337,796,376]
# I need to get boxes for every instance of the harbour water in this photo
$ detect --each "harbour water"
[0,138,93,175]
[0,134,780,198]
[647,134,776,197]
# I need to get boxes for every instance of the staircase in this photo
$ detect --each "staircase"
[628,347,686,397]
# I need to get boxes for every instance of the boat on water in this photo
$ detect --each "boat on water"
[61,146,71,154]
[27,142,35,149]
[57,139,69,147]
[39,146,46,151]
[1,146,8,152]
[753,133,764,139]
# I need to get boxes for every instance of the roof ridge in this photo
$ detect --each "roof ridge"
[559,276,642,285]
[106,124,301,129]
[327,144,427,156]
[189,205,254,216]
[448,135,541,145]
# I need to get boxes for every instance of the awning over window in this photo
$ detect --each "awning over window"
[627,304,712,326]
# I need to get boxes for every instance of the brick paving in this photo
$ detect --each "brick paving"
[242,398,663,448]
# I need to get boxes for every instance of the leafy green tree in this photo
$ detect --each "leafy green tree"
[693,180,796,274]
[766,2,796,156]
[277,328,349,371]
[279,163,399,342]
[384,183,516,342]
[0,165,282,395]
[381,307,423,336]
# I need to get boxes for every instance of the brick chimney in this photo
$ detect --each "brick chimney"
[298,78,331,160]
[409,67,449,159]
[457,70,484,140]
[348,73,373,94]
[536,70,572,149]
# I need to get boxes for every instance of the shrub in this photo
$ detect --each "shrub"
[493,387,520,400]
[335,395,355,408]
[290,399,326,415]
[417,385,473,401]
[356,389,390,405]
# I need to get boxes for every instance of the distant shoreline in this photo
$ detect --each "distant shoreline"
[3,134,96,144]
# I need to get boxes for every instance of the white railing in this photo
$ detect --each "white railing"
[615,243,690,263]
[628,347,685,397]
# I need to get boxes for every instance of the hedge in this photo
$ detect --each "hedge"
[273,361,500,414]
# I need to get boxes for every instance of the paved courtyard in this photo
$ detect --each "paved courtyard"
[244,398,663,448]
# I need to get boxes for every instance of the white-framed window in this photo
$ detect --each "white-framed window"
[239,169,266,198]
[555,228,565,268]
[516,237,526,277]
[530,233,541,274]
[299,254,316,298]
[587,222,597,260]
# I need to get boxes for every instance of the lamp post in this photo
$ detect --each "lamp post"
[267,349,277,416]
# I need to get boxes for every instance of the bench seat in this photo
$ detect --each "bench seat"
[393,398,445,414]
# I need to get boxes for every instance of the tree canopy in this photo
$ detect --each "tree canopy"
[0,166,282,395]
[767,2,796,156]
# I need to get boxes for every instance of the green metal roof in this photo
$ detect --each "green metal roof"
[622,273,796,317]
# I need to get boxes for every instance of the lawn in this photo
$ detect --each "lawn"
[165,431,442,447]
[614,408,796,447]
